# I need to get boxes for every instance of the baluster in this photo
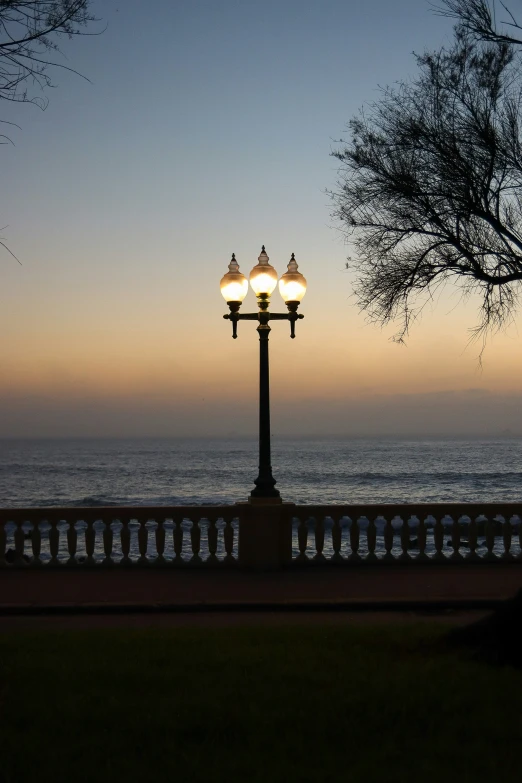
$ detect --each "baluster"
[331,515,342,563]
[416,516,428,561]
[0,517,6,567]
[366,516,377,561]
[433,517,445,561]
[348,517,361,562]
[484,517,496,560]
[155,518,166,565]
[450,516,463,561]
[120,519,131,565]
[399,516,410,562]
[103,519,113,566]
[223,517,235,563]
[48,520,60,566]
[502,517,513,560]
[85,518,96,565]
[137,517,148,565]
[31,519,42,566]
[14,520,26,566]
[173,517,184,564]
[458,516,470,558]
[383,517,394,561]
[296,517,308,562]
[314,516,325,562]
[190,517,202,564]
[67,519,78,565]
[465,516,478,561]
[207,517,218,564]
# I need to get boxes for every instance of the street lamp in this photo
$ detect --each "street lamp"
[220,246,307,500]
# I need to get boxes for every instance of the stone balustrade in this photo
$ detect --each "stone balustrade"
[0,506,238,568]
[290,503,522,564]
[1,502,521,569]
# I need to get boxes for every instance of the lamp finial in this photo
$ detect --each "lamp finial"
[228,253,240,273]
[287,253,299,272]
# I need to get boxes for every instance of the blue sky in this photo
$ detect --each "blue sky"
[2,0,455,265]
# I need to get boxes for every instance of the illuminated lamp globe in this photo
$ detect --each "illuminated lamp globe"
[249,246,278,297]
[279,253,307,303]
[220,254,248,303]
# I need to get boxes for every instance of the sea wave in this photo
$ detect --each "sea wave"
[1,437,522,507]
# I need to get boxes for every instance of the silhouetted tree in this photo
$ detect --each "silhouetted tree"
[331,36,522,341]
[0,1,96,109]
[435,0,522,46]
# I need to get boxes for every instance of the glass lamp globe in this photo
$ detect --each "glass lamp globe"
[220,254,248,303]
[249,246,278,297]
[279,253,307,303]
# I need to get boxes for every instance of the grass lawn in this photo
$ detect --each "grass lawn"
[1,624,521,783]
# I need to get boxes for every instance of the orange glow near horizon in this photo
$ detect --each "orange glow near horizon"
[3,280,522,405]
[2,224,522,439]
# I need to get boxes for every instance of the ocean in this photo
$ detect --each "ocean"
[1,436,521,508]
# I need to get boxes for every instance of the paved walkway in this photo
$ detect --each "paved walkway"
[1,563,520,611]
[1,564,519,630]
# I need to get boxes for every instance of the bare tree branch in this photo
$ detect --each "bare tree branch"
[433,0,522,45]
[0,2,100,263]
[330,36,522,341]
[0,1,99,106]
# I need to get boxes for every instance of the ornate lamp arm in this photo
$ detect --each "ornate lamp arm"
[223,307,304,339]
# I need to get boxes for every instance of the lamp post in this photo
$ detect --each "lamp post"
[220,246,307,501]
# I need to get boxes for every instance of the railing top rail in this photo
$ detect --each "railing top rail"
[291,503,522,516]
[0,505,239,521]
[1,501,521,521]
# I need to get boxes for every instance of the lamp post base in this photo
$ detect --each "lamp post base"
[250,473,280,501]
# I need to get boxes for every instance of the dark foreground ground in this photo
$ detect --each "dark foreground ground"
[0,607,490,630]
[1,623,521,783]
[1,565,521,782]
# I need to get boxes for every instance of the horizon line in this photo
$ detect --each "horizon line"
[0,433,521,441]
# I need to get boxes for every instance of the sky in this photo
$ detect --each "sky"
[1,0,522,438]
